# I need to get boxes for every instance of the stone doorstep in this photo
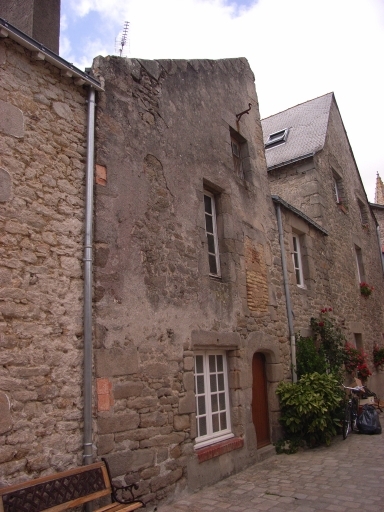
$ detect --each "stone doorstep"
[195,437,244,463]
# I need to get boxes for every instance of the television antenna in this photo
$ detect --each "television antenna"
[115,21,130,57]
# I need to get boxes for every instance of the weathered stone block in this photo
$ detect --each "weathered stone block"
[178,391,195,414]
[173,415,190,431]
[140,411,168,428]
[114,381,144,399]
[0,168,12,203]
[104,449,155,477]
[0,99,24,138]
[98,434,115,455]
[182,372,194,392]
[95,347,138,377]
[98,411,140,434]
[151,468,183,493]
[0,392,12,434]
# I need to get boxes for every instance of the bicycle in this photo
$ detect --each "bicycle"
[342,385,363,439]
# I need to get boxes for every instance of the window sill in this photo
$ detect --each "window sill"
[195,437,244,463]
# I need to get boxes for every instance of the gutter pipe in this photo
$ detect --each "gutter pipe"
[376,226,384,275]
[274,201,297,383]
[83,87,96,465]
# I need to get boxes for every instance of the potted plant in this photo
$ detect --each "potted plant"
[373,344,384,370]
[360,282,374,297]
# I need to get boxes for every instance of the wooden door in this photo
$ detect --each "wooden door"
[252,352,271,448]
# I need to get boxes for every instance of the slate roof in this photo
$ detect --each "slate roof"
[261,93,334,170]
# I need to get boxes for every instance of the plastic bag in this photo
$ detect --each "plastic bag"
[357,404,382,435]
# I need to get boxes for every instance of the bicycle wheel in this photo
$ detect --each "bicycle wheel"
[342,402,351,439]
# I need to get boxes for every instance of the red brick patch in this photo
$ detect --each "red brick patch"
[196,437,244,463]
[97,378,113,412]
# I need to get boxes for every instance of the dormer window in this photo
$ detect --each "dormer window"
[265,128,289,149]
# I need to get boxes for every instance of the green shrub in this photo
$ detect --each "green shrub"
[296,334,327,379]
[276,373,343,451]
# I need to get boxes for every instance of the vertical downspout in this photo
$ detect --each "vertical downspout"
[83,87,96,465]
[376,226,384,274]
[275,201,297,383]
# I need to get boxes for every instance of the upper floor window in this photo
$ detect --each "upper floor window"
[194,351,232,448]
[355,245,365,283]
[292,234,304,287]
[204,191,221,277]
[357,198,369,226]
[332,169,346,206]
[230,129,248,179]
[265,128,289,149]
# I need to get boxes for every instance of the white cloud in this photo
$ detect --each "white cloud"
[61,0,384,200]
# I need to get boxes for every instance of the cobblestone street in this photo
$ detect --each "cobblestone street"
[157,426,384,512]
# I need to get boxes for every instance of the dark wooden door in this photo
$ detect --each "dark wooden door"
[252,352,271,448]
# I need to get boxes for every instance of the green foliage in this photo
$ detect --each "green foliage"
[373,344,384,368]
[310,311,345,383]
[296,334,327,379]
[276,373,343,450]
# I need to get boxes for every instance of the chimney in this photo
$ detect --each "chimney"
[0,0,61,54]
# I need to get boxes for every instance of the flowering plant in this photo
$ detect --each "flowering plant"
[373,344,384,368]
[360,282,374,297]
[344,342,372,380]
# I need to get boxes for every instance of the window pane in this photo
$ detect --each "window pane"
[217,373,224,391]
[209,355,216,373]
[216,355,223,372]
[220,412,227,430]
[293,236,297,252]
[295,269,301,285]
[219,392,226,411]
[199,417,207,437]
[209,255,217,275]
[207,233,215,253]
[196,375,205,394]
[198,395,206,415]
[211,393,218,412]
[195,355,203,374]
[210,374,217,392]
[212,413,219,432]
[204,195,212,214]
[205,215,213,234]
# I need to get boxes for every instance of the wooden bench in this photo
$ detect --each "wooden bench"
[0,458,145,512]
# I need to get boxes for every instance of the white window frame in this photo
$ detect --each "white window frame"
[194,351,233,449]
[204,191,221,277]
[334,178,341,203]
[265,128,289,149]
[292,234,305,288]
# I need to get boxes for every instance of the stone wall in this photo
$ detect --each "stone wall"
[91,56,289,505]
[0,37,87,483]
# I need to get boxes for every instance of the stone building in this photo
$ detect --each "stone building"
[262,93,384,391]
[90,55,290,503]
[0,14,102,483]
[371,173,384,256]
[1,0,384,508]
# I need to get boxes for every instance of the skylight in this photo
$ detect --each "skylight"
[265,128,289,149]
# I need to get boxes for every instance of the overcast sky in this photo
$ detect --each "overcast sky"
[61,0,384,202]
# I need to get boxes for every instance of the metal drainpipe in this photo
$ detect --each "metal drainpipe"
[376,226,384,274]
[275,202,297,383]
[83,87,96,466]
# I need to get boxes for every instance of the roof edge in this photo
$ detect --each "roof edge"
[267,153,315,171]
[272,195,328,235]
[0,17,103,91]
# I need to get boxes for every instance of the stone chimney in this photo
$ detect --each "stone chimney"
[0,0,61,54]
[375,173,384,205]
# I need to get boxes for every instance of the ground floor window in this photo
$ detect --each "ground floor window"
[194,351,233,448]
